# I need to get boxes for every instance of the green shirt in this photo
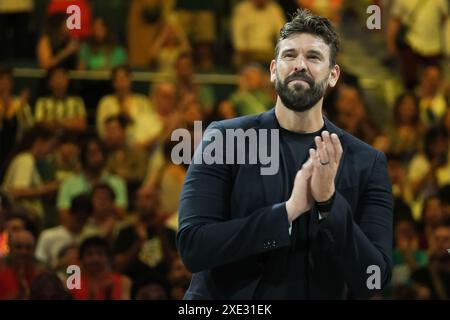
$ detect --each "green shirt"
[79,44,128,70]
[56,172,128,210]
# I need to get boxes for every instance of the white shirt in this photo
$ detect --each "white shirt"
[391,0,449,56]
[232,0,285,52]
[96,94,163,146]
[35,226,77,268]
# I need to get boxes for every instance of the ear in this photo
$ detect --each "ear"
[328,64,340,88]
[269,59,277,84]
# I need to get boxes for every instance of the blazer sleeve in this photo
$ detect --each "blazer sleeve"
[316,151,393,298]
[177,122,291,273]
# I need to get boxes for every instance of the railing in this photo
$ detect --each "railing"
[12,68,240,85]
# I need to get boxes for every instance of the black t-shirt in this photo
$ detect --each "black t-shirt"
[113,224,177,282]
[254,124,324,299]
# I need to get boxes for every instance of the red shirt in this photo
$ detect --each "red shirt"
[71,272,123,300]
[0,258,44,300]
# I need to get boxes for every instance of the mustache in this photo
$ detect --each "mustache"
[285,72,314,87]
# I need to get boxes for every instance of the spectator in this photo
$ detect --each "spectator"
[47,131,81,183]
[56,135,128,218]
[78,17,128,71]
[147,17,191,74]
[37,13,80,70]
[1,124,59,222]
[417,65,448,127]
[387,153,414,208]
[34,67,87,133]
[127,0,172,67]
[167,257,191,300]
[131,272,169,300]
[0,192,13,258]
[174,53,215,117]
[83,183,121,241]
[387,0,448,89]
[54,243,79,283]
[96,65,162,150]
[35,194,92,269]
[391,217,428,287]
[173,0,215,71]
[421,196,445,245]
[0,65,34,168]
[29,271,72,300]
[103,115,148,200]
[333,84,379,145]
[385,93,425,160]
[0,230,47,299]
[411,219,450,299]
[113,186,176,284]
[231,0,285,68]
[408,127,450,206]
[71,236,131,300]
[220,63,273,117]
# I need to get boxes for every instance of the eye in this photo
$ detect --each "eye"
[308,55,320,61]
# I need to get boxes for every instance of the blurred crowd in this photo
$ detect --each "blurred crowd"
[0,0,449,300]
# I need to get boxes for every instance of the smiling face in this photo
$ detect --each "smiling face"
[270,33,339,112]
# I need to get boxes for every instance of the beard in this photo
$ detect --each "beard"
[275,71,329,112]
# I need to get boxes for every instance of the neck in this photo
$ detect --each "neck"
[274,98,324,133]
[116,90,129,101]
[52,91,66,100]
[85,169,102,181]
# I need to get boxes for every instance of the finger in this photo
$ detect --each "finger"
[314,136,329,165]
[301,157,313,178]
[322,131,336,164]
[309,148,321,171]
[331,133,343,162]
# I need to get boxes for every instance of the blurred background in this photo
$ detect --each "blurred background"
[0,0,449,300]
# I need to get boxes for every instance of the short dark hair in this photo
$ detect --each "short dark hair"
[92,182,116,201]
[69,193,93,216]
[79,134,107,170]
[79,236,110,259]
[104,114,130,129]
[275,9,340,66]
[111,64,131,81]
[46,66,68,82]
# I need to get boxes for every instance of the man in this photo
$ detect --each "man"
[57,135,128,218]
[35,194,92,268]
[0,230,47,299]
[411,219,450,299]
[177,9,393,299]
[113,186,176,284]
[35,66,87,132]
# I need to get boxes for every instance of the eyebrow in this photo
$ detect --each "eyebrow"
[280,48,325,59]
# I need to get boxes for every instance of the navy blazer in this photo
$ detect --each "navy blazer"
[177,108,393,299]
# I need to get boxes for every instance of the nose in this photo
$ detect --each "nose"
[294,55,308,72]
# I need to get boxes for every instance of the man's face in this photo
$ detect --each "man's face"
[136,188,158,218]
[86,141,105,171]
[10,231,35,265]
[49,70,69,96]
[270,33,339,112]
[429,226,450,262]
[113,70,131,93]
[92,189,114,217]
[104,121,125,147]
[81,246,108,274]
[176,57,193,80]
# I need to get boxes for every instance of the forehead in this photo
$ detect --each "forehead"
[278,33,330,56]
